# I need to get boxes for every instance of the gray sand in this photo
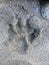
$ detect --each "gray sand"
[0,0,49,65]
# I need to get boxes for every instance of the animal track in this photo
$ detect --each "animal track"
[0,2,41,55]
[0,1,49,65]
[8,16,40,54]
[6,14,41,54]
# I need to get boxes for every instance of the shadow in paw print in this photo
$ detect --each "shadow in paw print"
[16,17,23,33]
[39,0,49,7]
[16,36,28,54]
[25,19,33,34]
[28,28,40,43]
[8,24,16,41]
[39,0,49,17]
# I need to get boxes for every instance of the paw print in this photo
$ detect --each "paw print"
[0,4,41,55]
[8,16,40,54]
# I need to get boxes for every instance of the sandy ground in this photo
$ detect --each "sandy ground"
[0,0,49,65]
